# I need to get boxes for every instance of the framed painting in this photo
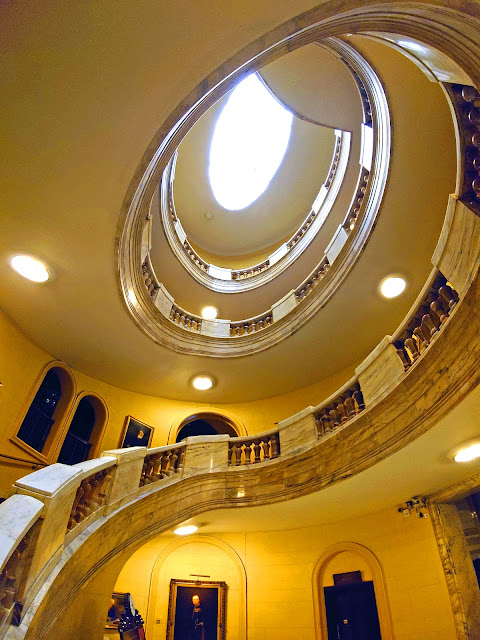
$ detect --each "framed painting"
[106,591,126,629]
[120,415,154,449]
[166,579,226,640]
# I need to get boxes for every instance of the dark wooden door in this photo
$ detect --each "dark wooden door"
[324,581,382,640]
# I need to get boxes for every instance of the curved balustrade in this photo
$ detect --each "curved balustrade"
[314,379,364,436]
[295,257,330,301]
[183,240,208,273]
[445,83,480,217]
[228,430,280,466]
[169,303,202,332]
[393,272,459,371]
[1,222,479,638]
[67,464,113,532]
[230,311,273,337]
[232,259,269,281]
[120,36,390,357]
[139,443,185,486]
[163,128,350,292]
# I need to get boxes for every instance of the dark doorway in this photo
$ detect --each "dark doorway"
[324,581,382,640]
[57,397,96,465]
[176,414,238,442]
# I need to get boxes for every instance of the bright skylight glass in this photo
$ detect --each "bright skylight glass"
[209,74,293,211]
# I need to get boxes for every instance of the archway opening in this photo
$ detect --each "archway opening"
[57,394,108,464]
[15,364,76,459]
[175,412,240,442]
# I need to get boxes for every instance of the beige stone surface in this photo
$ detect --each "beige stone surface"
[432,195,480,296]
[356,336,405,406]
[183,436,230,476]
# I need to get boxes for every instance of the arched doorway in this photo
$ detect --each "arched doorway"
[173,411,245,442]
[312,543,393,640]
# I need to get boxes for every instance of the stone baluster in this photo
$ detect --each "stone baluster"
[169,450,179,474]
[252,439,262,464]
[392,274,459,371]
[269,433,280,459]
[261,439,270,461]
[67,465,114,531]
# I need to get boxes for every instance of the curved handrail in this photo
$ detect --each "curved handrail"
[162,129,350,291]
[2,242,479,639]
[119,37,390,357]
[3,183,479,636]
[13,3,480,637]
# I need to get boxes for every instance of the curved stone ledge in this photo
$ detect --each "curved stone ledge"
[162,128,351,293]
[6,239,480,640]
[119,36,390,357]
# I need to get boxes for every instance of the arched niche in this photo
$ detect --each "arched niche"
[112,535,247,640]
[11,361,77,463]
[168,408,247,443]
[53,391,109,464]
[312,542,393,640]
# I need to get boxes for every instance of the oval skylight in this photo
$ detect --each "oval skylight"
[209,74,293,211]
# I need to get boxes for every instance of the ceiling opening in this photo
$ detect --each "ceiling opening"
[208,73,293,211]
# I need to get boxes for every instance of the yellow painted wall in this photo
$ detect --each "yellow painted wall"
[110,506,455,640]
[111,538,244,640]
[0,308,355,496]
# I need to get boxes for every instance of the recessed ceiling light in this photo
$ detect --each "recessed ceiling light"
[380,276,406,298]
[201,306,218,320]
[174,525,198,536]
[10,255,49,282]
[452,441,480,463]
[192,375,215,391]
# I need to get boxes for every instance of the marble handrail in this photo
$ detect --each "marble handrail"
[166,130,349,287]
[444,83,480,217]
[0,191,478,638]
[230,310,273,337]
[139,443,186,487]
[313,377,365,436]
[0,496,43,634]
[169,303,202,332]
[228,429,280,466]
[66,458,116,532]
[392,271,459,371]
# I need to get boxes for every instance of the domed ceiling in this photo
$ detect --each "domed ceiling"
[0,24,456,401]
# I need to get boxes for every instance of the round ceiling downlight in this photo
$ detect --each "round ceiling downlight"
[174,525,198,536]
[380,276,406,298]
[10,255,49,282]
[452,441,480,463]
[192,375,215,391]
[201,306,218,320]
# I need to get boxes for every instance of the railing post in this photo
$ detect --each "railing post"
[432,194,480,297]
[277,407,317,455]
[182,436,229,476]
[100,447,147,514]
[0,494,44,632]
[355,335,405,406]
[12,464,82,611]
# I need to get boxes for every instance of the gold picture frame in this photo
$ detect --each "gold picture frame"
[166,578,226,640]
[119,415,154,449]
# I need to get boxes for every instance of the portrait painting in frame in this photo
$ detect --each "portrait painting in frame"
[120,415,154,449]
[166,579,226,640]
[105,591,126,629]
